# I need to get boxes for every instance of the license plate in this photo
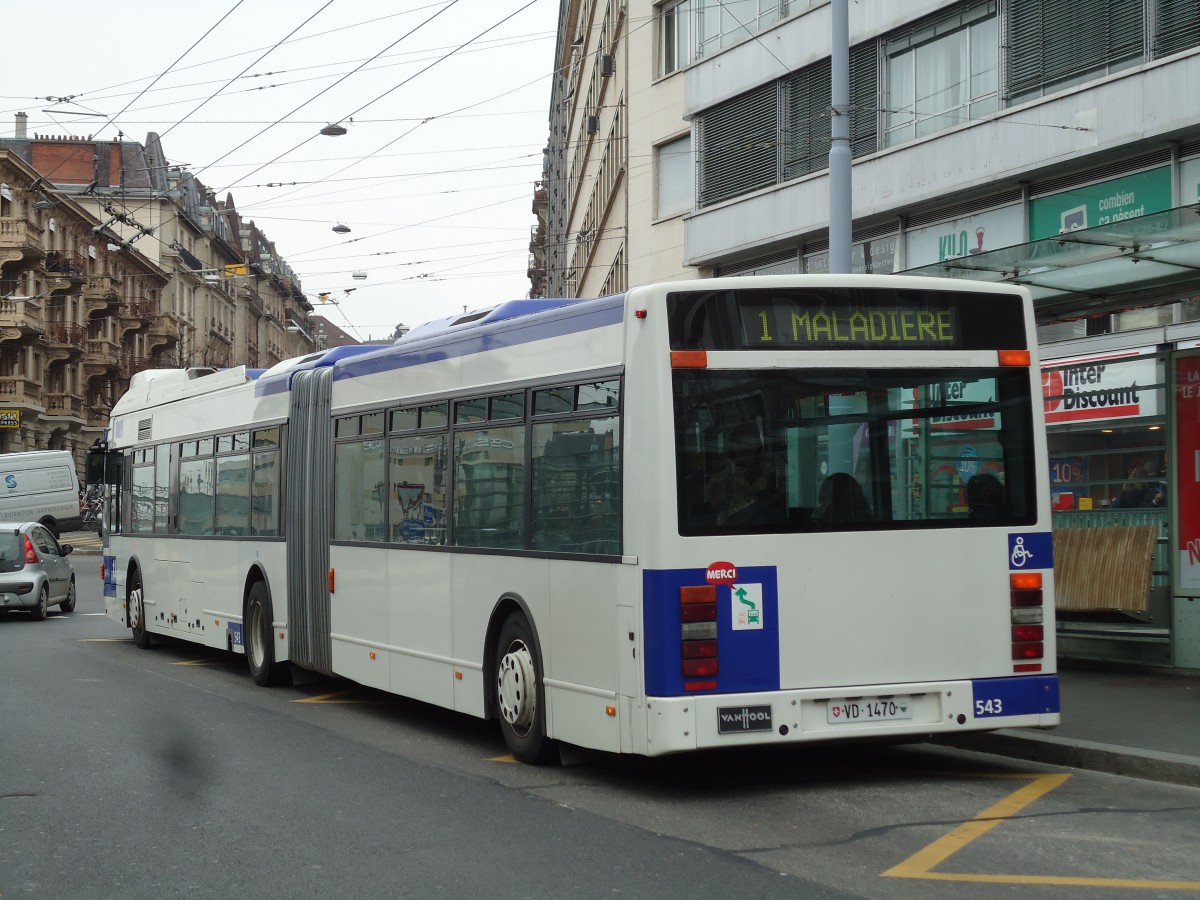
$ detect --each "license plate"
[826,696,912,724]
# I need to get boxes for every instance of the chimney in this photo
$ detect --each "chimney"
[14,112,28,140]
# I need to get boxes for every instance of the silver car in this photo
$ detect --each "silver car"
[0,522,76,619]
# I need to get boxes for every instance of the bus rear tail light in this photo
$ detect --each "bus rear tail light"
[680,585,718,679]
[1010,572,1044,668]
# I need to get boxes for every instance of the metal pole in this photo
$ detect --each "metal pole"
[828,0,852,274]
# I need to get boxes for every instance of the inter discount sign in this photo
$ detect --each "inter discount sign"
[1041,350,1159,424]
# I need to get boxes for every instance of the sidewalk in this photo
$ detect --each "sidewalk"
[938,664,1200,787]
[66,526,1196,787]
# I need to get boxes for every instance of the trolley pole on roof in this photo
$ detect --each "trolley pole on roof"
[828,0,852,274]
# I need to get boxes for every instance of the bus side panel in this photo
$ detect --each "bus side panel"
[329,545,394,693]
[544,559,622,753]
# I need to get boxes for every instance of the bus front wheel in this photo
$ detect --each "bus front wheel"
[129,572,151,649]
[246,582,291,687]
[494,613,558,765]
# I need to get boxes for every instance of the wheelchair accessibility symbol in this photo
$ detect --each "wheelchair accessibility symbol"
[1008,532,1052,570]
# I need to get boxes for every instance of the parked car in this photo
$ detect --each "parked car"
[0,522,76,619]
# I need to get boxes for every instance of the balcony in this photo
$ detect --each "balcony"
[0,377,43,406]
[84,337,121,376]
[0,295,45,344]
[147,317,180,355]
[84,275,122,317]
[119,298,154,336]
[45,322,86,351]
[120,354,153,379]
[209,317,232,344]
[0,217,47,267]
[45,392,84,419]
[43,251,87,288]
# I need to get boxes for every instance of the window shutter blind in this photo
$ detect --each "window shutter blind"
[1154,0,1200,56]
[1008,0,1144,100]
[696,82,778,207]
[784,60,830,179]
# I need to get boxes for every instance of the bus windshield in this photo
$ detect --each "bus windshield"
[675,366,1037,535]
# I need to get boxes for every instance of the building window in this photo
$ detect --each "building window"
[656,134,694,218]
[660,0,808,76]
[660,0,693,76]
[884,2,998,148]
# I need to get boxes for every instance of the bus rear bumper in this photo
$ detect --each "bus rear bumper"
[641,674,1060,756]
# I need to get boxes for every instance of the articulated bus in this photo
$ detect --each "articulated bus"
[91,275,1059,763]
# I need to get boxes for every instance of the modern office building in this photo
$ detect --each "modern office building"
[544,0,1200,667]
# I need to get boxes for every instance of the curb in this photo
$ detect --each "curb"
[936,729,1200,788]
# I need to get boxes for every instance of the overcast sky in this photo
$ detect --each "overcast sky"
[1,0,559,341]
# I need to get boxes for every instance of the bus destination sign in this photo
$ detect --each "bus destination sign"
[742,301,959,350]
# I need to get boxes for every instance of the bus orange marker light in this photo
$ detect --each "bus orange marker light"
[328,568,335,593]
[455,670,462,680]
[998,349,1031,367]
[99,562,105,580]
[670,350,707,369]
[370,651,376,660]
[605,705,616,717]
[1010,572,1042,590]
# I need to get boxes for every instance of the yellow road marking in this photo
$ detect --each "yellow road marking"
[885,772,1200,890]
[172,658,220,666]
[292,690,383,704]
[79,637,132,642]
[490,754,519,764]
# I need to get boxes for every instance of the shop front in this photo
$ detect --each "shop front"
[902,171,1200,669]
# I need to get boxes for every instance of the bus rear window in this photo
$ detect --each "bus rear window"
[674,368,1037,535]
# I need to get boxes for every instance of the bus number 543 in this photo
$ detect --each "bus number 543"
[975,698,1004,716]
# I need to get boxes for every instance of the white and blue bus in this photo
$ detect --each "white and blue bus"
[91,275,1059,763]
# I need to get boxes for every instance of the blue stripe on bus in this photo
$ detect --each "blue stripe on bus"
[970,674,1060,717]
[102,554,117,599]
[643,567,781,697]
[253,296,624,397]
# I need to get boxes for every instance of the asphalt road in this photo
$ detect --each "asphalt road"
[2,567,1198,899]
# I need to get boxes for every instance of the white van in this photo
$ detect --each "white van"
[0,451,82,537]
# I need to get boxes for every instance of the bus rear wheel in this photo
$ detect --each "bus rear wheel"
[494,613,558,765]
[246,582,290,687]
[129,572,151,649]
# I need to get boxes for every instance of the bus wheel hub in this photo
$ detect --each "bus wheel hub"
[497,644,535,731]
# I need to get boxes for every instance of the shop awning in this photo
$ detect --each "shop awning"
[902,204,1200,323]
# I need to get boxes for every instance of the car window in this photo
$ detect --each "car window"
[0,533,21,571]
[31,527,57,556]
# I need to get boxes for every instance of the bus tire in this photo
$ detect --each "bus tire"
[129,571,151,649]
[494,612,558,765]
[246,582,290,687]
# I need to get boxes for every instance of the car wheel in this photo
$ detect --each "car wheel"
[60,577,76,613]
[30,584,48,621]
[246,582,290,687]
[494,612,558,765]
[129,571,151,649]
